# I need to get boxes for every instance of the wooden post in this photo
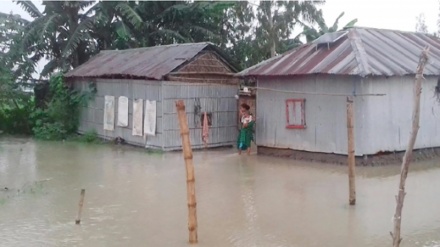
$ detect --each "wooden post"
[75,189,85,225]
[391,47,429,247]
[347,96,356,205]
[175,100,198,244]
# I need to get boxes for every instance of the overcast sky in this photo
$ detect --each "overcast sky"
[1,0,438,74]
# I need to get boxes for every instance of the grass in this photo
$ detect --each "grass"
[66,130,101,144]
[145,148,164,155]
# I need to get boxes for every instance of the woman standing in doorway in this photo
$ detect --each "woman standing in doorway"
[237,103,254,155]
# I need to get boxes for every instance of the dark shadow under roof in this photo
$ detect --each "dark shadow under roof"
[65,42,238,80]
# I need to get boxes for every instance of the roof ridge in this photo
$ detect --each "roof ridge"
[348,29,370,76]
[100,42,212,53]
[347,26,437,36]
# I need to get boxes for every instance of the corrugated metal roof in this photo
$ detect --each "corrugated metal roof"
[65,42,235,80]
[238,27,440,77]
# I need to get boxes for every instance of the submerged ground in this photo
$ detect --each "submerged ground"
[0,137,439,247]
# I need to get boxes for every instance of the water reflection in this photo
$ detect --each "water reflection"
[0,137,439,247]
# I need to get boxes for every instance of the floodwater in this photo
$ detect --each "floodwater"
[1,138,440,247]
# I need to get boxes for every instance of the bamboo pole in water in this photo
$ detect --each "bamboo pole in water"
[391,47,429,247]
[75,189,85,225]
[347,97,356,205]
[175,100,198,244]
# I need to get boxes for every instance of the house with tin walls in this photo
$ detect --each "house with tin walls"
[238,27,440,163]
[64,42,240,151]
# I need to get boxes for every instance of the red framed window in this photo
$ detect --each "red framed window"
[285,99,306,129]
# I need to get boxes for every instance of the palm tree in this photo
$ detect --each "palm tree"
[302,11,358,43]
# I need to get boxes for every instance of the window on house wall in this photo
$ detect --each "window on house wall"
[285,99,306,129]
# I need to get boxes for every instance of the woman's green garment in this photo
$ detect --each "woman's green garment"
[237,121,254,150]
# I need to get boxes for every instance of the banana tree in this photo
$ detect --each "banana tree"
[0,11,36,83]
[302,11,358,43]
[255,0,323,59]
[16,0,96,77]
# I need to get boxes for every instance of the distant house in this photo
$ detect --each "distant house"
[238,27,440,160]
[65,42,240,151]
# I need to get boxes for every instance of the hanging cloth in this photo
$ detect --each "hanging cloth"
[202,112,209,148]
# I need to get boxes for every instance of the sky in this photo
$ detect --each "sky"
[0,0,439,74]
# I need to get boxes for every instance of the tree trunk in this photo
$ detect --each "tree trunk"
[391,47,429,247]
[269,7,276,58]
[175,100,198,244]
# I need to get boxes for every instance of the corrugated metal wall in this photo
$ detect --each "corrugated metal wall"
[257,75,365,155]
[75,79,163,148]
[161,81,238,151]
[75,79,238,151]
[360,75,440,154]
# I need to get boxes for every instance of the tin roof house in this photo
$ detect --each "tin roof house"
[65,42,240,151]
[238,27,440,163]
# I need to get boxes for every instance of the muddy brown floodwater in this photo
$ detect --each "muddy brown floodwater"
[1,137,440,247]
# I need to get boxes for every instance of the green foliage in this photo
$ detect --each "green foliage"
[67,130,99,143]
[10,1,331,72]
[255,0,323,58]
[2,1,358,143]
[80,130,99,143]
[0,48,34,134]
[302,11,358,43]
[31,74,94,140]
[0,98,34,135]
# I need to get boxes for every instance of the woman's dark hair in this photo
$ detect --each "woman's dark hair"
[240,103,250,111]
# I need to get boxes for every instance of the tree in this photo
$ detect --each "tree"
[220,1,256,69]
[255,0,323,58]
[302,11,358,43]
[0,12,35,100]
[391,47,429,247]
[0,11,37,134]
[115,1,234,46]
[15,0,236,75]
[0,11,36,81]
[12,0,325,74]
[415,13,428,33]
[16,1,97,77]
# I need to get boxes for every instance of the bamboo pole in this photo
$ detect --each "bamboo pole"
[391,47,430,247]
[347,96,356,206]
[75,189,85,225]
[175,100,198,244]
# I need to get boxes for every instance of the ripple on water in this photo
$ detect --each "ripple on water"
[1,138,440,247]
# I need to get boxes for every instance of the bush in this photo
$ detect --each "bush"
[0,98,34,135]
[32,122,67,140]
[31,74,94,140]
[75,130,99,143]
[0,73,94,140]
